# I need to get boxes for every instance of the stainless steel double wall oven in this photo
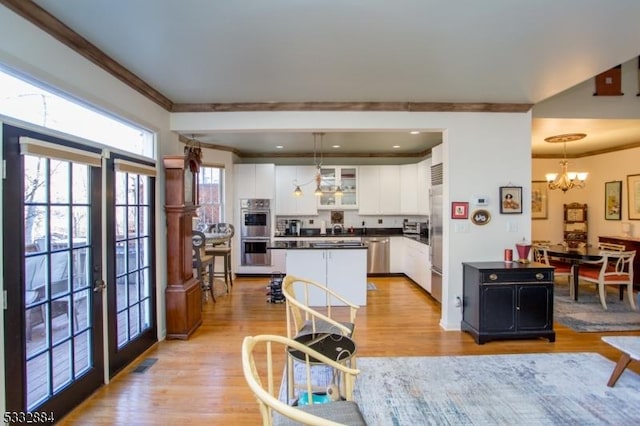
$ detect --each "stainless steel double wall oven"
[240,199,271,266]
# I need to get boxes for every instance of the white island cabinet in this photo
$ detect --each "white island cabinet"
[285,249,367,306]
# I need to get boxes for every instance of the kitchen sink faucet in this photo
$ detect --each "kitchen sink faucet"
[332,224,343,234]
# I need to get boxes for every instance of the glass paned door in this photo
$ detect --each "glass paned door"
[114,171,152,347]
[24,156,95,409]
[107,160,156,375]
[3,124,104,420]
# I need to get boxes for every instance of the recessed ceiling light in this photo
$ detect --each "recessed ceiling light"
[332,145,341,148]
[392,145,401,149]
[410,131,420,135]
[275,145,284,149]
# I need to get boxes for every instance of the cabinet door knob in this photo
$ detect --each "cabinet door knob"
[535,273,544,280]
[489,273,498,281]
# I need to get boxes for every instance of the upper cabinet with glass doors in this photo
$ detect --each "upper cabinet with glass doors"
[318,166,358,209]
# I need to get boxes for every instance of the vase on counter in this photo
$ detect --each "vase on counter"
[515,239,532,263]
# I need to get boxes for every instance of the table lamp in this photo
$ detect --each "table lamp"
[622,222,632,237]
[515,239,532,263]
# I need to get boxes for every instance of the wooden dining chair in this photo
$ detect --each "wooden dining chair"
[241,334,365,426]
[598,242,626,251]
[281,274,360,402]
[532,245,572,284]
[578,250,636,310]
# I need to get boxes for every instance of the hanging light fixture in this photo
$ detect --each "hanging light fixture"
[292,132,326,197]
[544,133,588,193]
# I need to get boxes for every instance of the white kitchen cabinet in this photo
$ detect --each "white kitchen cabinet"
[379,166,401,214]
[404,238,431,292]
[417,158,431,215]
[318,166,358,209]
[357,166,378,214]
[358,165,401,214]
[270,247,286,273]
[400,163,418,214]
[286,249,367,306]
[274,165,318,215]
[234,163,275,200]
[390,236,406,273]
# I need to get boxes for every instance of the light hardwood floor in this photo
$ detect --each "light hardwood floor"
[58,276,640,425]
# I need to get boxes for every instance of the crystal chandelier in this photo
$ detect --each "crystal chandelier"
[544,133,588,193]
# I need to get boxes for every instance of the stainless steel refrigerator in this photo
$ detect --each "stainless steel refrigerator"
[429,163,443,302]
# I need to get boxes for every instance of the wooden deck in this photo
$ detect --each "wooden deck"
[57,276,640,425]
[26,285,142,410]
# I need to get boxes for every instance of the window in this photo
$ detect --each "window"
[0,67,154,158]
[195,165,225,230]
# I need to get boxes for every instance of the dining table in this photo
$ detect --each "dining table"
[545,244,604,301]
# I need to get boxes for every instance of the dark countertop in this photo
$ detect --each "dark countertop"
[272,228,429,247]
[275,227,403,238]
[268,241,367,250]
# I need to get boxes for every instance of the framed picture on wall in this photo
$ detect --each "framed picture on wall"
[628,174,640,220]
[604,180,622,220]
[499,186,523,214]
[531,181,548,220]
[451,202,469,219]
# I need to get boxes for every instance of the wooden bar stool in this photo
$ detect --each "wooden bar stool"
[206,223,234,292]
[192,230,215,303]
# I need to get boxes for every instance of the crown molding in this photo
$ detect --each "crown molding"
[0,0,174,110]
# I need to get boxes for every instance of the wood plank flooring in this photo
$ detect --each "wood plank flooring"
[57,276,640,425]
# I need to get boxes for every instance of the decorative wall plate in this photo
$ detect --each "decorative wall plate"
[471,209,491,225]
[331,210,344,224]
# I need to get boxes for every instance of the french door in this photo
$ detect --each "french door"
[3,124,104,421]
[2,124,157,421]
[106,156,157,375]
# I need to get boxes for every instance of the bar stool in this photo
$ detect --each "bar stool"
[206,223,234,292]
[192,230,215,303]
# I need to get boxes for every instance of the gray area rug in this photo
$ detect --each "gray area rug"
[354,353,640,425]
[554,282,640,332]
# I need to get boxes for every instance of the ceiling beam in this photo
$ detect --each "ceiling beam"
[171,102,533,113]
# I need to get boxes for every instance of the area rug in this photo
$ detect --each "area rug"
[554,282,640,332]
[353,353,640,425]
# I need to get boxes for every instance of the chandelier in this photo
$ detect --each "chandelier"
[293,132,342,197]
[544,133,588,193]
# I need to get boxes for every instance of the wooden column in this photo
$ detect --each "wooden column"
[164,154,202,339]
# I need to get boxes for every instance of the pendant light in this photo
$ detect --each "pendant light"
[544,133,588,193]
[292,132,326,197]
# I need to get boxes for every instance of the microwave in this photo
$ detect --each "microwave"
[403,222,428,235]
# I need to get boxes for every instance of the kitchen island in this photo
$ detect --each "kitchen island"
[268,241,368,306]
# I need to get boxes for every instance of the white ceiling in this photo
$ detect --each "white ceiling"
[25,0,640,157]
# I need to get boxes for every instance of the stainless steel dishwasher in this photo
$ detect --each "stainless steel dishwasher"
[362,236,390,273]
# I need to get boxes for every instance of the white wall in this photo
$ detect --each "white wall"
[0,7,176,408]
[172,110,534,330]
[533,146,640,244]
[534,59,640,120]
